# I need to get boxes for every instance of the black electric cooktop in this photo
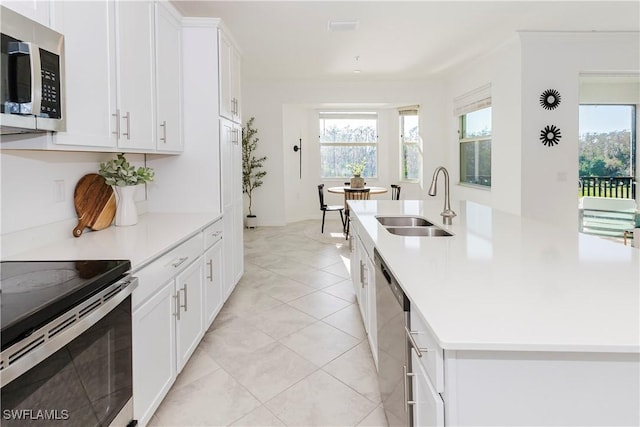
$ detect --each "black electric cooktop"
[0,260,131,350]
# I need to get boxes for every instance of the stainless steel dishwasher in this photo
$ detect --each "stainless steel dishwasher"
[375,249,412,427]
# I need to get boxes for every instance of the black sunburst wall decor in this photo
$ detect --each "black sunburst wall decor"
[540,89,561,110]
[540,125,561,147]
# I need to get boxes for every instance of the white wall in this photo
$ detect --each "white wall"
[242,79,447,225]
[520,32,640,229]
[443,36,522,216]
[0,149,147,235]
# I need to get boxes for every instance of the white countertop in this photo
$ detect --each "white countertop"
[2,212,221,272]
[350,200,640,353]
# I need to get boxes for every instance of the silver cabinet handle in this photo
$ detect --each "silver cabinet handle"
[403,365,416,413]
[405,326,429,358]
[171,256,188,268]
[174,292,181,320]
[112,109,120,137]
[160,120,167,144]
[180,284,188,312]
[122,111,131,139]
[359,260,365,288]
[207,259,213,281]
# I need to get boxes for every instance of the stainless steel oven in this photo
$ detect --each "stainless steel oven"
[0,260,137,427]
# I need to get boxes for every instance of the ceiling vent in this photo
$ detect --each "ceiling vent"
[328,20,359,31]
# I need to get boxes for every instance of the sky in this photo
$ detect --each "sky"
[579,105,634,135]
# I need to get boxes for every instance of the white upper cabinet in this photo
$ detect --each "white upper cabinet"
[115,0,156,151]
[50,0,159,152]
[219,29,241,123]
[51,0,118,149]
[155,1,183,152]
[2,0,51,26]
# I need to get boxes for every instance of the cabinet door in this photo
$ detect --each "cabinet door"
[230,46,241,122]
[3,0,50,26]
[233,195,244,284]
[203,241,223,329]
[411,350,445,427]
[218,31,233,120]
[365,251,377,368]
[220,119,234,209]
[51,0,118,149]
[155,1,183,152]
[222,211,235,300]
[175,258,204,372]
[115,0,155,151]
[232,122,244,283]
[133,279,176,426]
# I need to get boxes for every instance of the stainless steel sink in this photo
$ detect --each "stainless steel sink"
[385,226,453,237]
[376,216,433,227]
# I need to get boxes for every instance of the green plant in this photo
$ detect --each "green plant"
[347,158,366,177]
[99,153,154,186]
[242,117,267,216]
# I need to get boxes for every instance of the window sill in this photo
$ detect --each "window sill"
[457,182,491,191]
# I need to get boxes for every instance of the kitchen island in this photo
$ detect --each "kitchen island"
[349,199,639,426]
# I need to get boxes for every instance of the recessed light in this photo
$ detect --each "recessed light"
[328,20,359,31]
[353,70,361,74]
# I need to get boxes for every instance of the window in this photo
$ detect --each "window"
[319,112,377,179]
[399,107,421,181]
[579,104,636,199]
[459,107,492,187]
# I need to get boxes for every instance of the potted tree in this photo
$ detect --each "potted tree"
[242,117,267,228]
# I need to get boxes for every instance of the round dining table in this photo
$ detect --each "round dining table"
[327,186,388,195]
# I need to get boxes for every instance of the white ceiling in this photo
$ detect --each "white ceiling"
[171,1,640,81]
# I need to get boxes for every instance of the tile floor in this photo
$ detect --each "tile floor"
[149,219,388,427]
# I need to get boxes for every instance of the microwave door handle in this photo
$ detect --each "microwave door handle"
[27,42,42,116]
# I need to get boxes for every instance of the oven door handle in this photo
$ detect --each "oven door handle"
[0,277,138,386]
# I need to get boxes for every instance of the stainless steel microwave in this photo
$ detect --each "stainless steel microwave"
[0,6,65,135]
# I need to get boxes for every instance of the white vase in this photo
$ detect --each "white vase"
[114,185,139,226]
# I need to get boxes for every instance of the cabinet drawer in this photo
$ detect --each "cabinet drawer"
[203,220,223,250]
[133,233,203,308]
[409,309,444,393]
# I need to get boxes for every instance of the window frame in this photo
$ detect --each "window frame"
[399,107,421,183]
[318,111,379,180]
[458,106,492,188]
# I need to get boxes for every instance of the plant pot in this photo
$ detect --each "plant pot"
[350,176,365,188]
[114,185,140,226]
[246,215,257,229]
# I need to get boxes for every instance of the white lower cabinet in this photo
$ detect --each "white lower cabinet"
[132,232,204,426]
[349,219,377,368]
[203,221,224,328]
[174,258,204,372]
[132,279,176,427]
[411,349,445,427]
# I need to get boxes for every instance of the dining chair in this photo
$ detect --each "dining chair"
[317,184,345,233]
[391,184,401,200]
[343,188,371,239]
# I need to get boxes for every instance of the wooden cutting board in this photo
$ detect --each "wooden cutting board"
[72,173,116,237]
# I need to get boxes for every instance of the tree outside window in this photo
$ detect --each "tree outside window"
[579,104,635,178]
[319,112,377,179]
[459,107,491,187]
[399,107,421,182]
